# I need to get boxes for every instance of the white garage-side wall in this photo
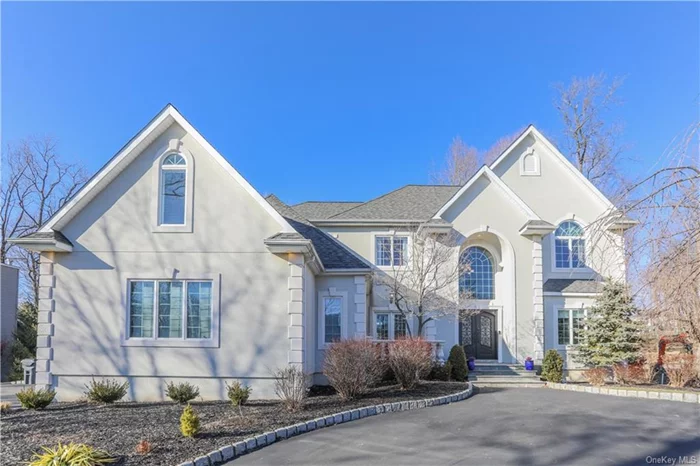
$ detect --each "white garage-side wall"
[47,122,291,401]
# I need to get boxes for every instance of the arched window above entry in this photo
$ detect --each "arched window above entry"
[459,246,495,300]
[520,148,540,176]
[159,153,187,225]
[554,221,586,268]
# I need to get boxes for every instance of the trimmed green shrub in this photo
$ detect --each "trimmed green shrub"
[29,442,115,466]
[165,381,200,403]
[16,387,56,409]
[226,381,252,406]
[180,404,200,438]
[84,378,129,403]
[428,361,452,381]
[542,349,564,382]
[447,345,468,381]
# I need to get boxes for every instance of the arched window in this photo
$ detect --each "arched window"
[554,221,586,268]
[459,246,495,300]
[159,154,187,225]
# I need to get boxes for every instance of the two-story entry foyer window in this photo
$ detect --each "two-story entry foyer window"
[159,154,187,225]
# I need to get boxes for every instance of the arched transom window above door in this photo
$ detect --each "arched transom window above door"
[459,246,495,300]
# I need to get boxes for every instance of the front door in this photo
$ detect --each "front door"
[460,311,497,360]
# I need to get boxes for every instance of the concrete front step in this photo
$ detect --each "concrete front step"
[469,376,546,385]
[470,370,537,376]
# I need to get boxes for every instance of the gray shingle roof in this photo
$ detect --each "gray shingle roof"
[292,202,363,220]
[328,185,461,220]
[17,230,73,246]
[543,279,603,294]
[265,195,369,270]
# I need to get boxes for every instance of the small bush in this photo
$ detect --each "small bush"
[663,353,697,388]
[84,379,129,404]
[273,366,309,412]
[165,381,200,403]
[585,367,610,386]
[323,339,384,400]
[447,345,468,381]
[0,401,12,414]
[29,442,115,466]
[427,361,452,381]
[16,387,56,410]
[541,349,564,383]
[388,338,432,389]
[180,404,200,438]
[612,362,647,385]
[135,440,153,455]
[226,381,252,407]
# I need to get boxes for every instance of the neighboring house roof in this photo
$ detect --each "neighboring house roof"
[543,279,603,294]
[265,195,370,270]
[322,185,461,221]
[292,201,364,220]
[36,104,295,234]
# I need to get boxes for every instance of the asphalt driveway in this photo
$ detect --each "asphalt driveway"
[234,387,700,466]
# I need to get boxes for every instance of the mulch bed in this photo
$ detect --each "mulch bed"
[1,381,467,466]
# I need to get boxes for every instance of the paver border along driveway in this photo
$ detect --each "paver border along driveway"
[232,387,700,466]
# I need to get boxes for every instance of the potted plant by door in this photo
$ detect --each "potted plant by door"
[524,356,535,371]
[467,357,476,371]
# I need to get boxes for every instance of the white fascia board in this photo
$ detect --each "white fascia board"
[433,165,540,220]
[490,125,616,211]
[321,268,371,276]
[8,238,73,253]
[264,239,325,273]
[41,105,294,234]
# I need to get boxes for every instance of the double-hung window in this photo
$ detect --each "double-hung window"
[374,312,409,340]
[128,279,212,342]
[554,221,586,269]
[557,308,586,346]
[322,297,342,344]
[375,235,408,267]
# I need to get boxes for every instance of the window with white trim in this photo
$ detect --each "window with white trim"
[159,154,187,225]
[375,236,408,267]
[323,297,342,344]
[373,312,410,340]
[128,279,212,340]
[557,308,586,345]
[554,221,586,269]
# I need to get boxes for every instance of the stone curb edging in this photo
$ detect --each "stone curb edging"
[179,383,474,466]
[547,382,700,404]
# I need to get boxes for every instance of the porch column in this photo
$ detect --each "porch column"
[353,276,367,338]
[532,237,545,363]
[287,253,305,369]
[36,252,56,389]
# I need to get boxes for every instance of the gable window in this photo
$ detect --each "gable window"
[459,246,495,300]
[557,308,586,345]
[128,279,212,341]
[554,221,586,269]
[375,236,408,267]
[323,297,342,344]
[159,154,187,225]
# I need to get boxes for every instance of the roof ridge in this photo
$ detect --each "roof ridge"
[326,184,416,219]
[293,200,364,205]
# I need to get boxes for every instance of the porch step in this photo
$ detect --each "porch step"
[470,370,538,377]
[467,363,542,385]
[469,375,546,385]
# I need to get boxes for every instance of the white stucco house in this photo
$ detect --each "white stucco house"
[11,105,634,401]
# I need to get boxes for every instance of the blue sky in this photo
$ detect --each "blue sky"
[2,2,698,205]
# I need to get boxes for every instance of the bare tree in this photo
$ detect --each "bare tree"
[431,130,525,185]
[554,73,627,196]
[373,229,475,337]
[1,136,86,303]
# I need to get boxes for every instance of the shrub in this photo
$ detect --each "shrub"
[612,362,647,385]
[273,366,309,412]
[663,353,697,388]
[427,361,452,381]
[180,404,200,438]
[226,381,252,407]
[585,367,610,386]
[541,349,564,383]
[447,345,468,381]
[84,378,129,403]
[165,381,200,403]
[28,442,115,466]
[135,440,153,455]
[0,401,11,414]
[323,339,384,400]
[16,387,56,409]
[388,338,432,389]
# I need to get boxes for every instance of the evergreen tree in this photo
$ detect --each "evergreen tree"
[576,279,642,366]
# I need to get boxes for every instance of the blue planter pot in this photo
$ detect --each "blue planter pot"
[467,360,476,371]
[525,360,534,371]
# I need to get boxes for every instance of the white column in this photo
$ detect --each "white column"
[36,253,56,389]
[532,237,545,363]
[353,276,367,338]
[287,254,305,368]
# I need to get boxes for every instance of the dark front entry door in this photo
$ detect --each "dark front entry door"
[460,311,497,360]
